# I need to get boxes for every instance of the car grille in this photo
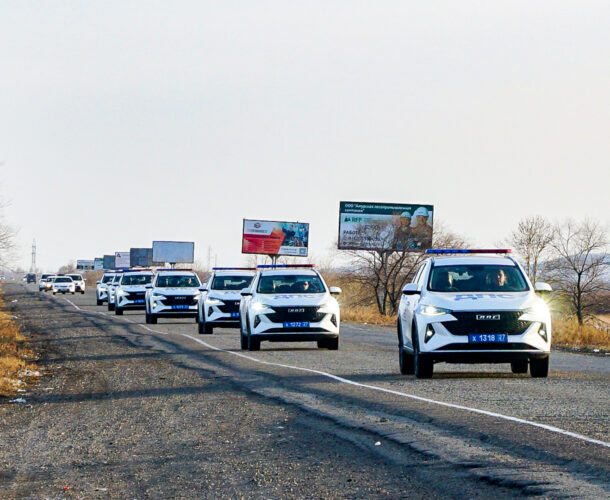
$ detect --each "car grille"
[265,306,326,323]
[218,300,241,313]
[126,292,146,301]
[162,295,197,306]
[442,311,531,336]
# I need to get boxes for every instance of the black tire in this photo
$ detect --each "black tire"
[240,332,248,350]
[108,302,115,311]
[413,324,433,379]
[81,291,85,295]
[149,314,157,325]
[327,338,339,350]
[97,299,103,306]
[203,322,213,335]
[198,321,204,334]
[115,306,123,316]
[52,292,56,295]
[530,357,549,378]
[398,320,415,375]
[247,336,260,351]
[145,312,151,324]
[511,360,528,374]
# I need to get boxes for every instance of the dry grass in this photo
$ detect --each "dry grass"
[552,316,610,351]
[340,305,395,326]
[0,294,37,396]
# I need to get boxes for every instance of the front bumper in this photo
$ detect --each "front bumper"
[97,287,108,301]
[251,332,339,342]
[116,295,147,310]
[53,287,75,293]
[151,299,198,317]
[250,311,340,338]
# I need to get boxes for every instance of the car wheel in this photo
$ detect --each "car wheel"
[240,331,248,350]
[96,299,103,306]
[398,320,415,375]
[71,292,75,295]
[52,291,56,295]
[149,314,157,324]
[413,324,433,379]
[247,336,260,351]
[145,311,151,324]
[81,291,85,295]
[511,360,528,374]
[115,306,123,316]
[530,357,549,378]
[108,302,115,311]
[203,322,213,335]
[198,320,204,334]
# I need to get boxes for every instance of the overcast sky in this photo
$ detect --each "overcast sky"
[1,1,608,271]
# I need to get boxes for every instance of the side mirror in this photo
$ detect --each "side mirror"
[145,283,153,289]
[402,283,421,295]
[240,289,252,297]
[329,286,342,295]
[198,286,208,292]
[96,280,101,284]
[534,282,552,294]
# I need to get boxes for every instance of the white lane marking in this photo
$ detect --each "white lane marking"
[63,298,610,449]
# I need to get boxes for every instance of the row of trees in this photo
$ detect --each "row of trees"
[342,217,609,324]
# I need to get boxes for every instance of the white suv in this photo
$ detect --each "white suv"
[397,250,552,379]
[68,274,86,294]
[145,270,201,324]
[96,272,116,305]
[52,276,75,295]
[239,265,341,351]
[197,268,255,334]
[106,273,123,311]
[114,270,154,315]
[39,274,55,292]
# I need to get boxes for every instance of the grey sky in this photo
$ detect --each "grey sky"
[1,1,608,271]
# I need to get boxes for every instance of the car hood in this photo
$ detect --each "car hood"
[207,290,243,301]
[423,291,536,311]
[120,285,147,292]
[153,288,199,296]
[257,293,330,307]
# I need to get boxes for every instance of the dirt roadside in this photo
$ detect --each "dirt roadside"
[1,285,519,499]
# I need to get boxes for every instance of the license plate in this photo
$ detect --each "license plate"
[230,312,240,318]
[283,321,310,328]
[171,305,189,310]
[469,333,508,343]
[133,299,145,304]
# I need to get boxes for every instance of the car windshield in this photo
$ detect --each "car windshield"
[156,275,200,288]
[428,264,529,292]
[41,274,51,279]
[121,274,153,285]
[257,274,325,294]
[55,277,72,283]
[102,275,114,283]
[212,275,253,291]
[68,275,82,281]
[112,276,121,283]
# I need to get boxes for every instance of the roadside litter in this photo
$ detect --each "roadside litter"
[9,398,26,404]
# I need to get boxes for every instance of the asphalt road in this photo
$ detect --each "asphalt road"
[3,284,609,498]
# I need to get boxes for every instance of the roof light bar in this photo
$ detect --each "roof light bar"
[212,267,256,271]
[425,249,512,254]
[257,264,316,269]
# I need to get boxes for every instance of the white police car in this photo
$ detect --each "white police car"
[145,270,201,324]
[39,273,55,292]
[397,250,552,379]
[106,273,123,311]
[197,267,255,334]
[96,272,116,305]
[68,274,86,294]
[239,265,341,351]
[51,276,75,295]
[114,270,154,315]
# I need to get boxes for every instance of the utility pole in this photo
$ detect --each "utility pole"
[31,239,36,273]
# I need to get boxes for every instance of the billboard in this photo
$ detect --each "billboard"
[115,251,130,268]
[94,258,104,270]
[338,201,434,252]
[242,219,309,256]
[152,241,194,264]
[103,254,116,269]
[130,248,153,267]
[76,260,94,271]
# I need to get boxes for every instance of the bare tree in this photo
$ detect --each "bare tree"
[507,216,554,283]
[343,223,468,315]
[0,208,17,269]
[547,219,609,324]
[57,261,76,274]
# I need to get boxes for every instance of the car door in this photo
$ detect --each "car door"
[402,262,428,349]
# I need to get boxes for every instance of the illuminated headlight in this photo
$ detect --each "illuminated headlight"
[117,289,127,296]
[418,305,451,316]
[252,301,273,314]
[152,294,166,301]
[207,297,223,305]
[317,299,336,313]
[520,302,549,319]
[424,325,436,343]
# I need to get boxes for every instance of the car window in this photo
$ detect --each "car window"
[155,275,201,288]
[257,274,325,294]
[102,275,114,283]
[211,275,253,291]
[428,264,529,293]
[121,274,153,285]
[55,277,73,283]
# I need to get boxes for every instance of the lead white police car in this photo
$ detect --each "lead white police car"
[145,269,201,324]
[239,264,341,351]
[197,267,255,335]
[114,269,154,315]
[96,272,116,305]
[397,249,552,379]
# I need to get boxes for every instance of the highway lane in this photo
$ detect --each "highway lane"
[42,287,610,497]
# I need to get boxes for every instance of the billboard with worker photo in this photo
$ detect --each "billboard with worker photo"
[338,201,434,251]
[242,219,309,256]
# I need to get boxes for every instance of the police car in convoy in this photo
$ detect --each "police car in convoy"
[397,249,552,379]
[197,267,255,334]
[239,264,342,351]
[51,275,76,295]
[106,273,123,311]
[39,273,56,292]
[96,272,116,305]
[113,269,154,315]
[67,273,86,294]
[145,269,201,324]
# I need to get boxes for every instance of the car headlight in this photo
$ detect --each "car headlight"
[117,289,127,296]
[207,297,222,305]
[152,293,166,300]
[520,302,549,319]
[251,301,273,313]
[317,299,336,312]
[418,304,452,316]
